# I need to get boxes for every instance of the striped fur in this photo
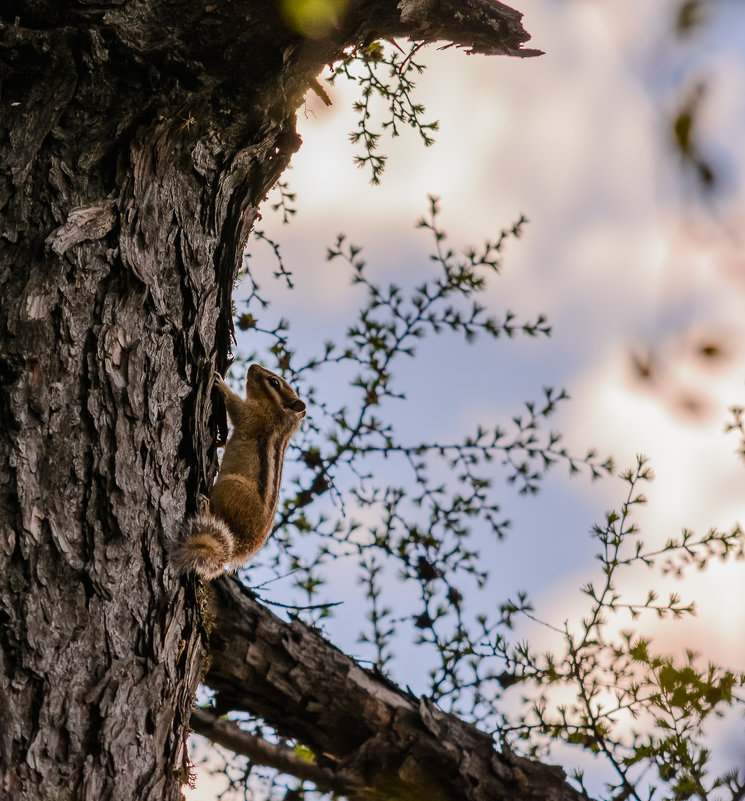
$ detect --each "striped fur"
[256,431,288,526]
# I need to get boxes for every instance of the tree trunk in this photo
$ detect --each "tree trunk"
[0,2,538,798]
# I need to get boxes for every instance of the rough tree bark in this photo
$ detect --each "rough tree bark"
[0,2,544,799]
[196,578,587,801]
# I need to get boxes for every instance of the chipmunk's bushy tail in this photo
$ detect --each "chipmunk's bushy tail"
[171,514,234,580]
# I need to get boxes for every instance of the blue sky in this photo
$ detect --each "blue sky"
[247,0,745,657]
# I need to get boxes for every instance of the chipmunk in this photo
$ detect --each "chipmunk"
[172,363,306,580]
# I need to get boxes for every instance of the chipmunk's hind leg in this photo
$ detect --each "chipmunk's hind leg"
[210,474,269,563]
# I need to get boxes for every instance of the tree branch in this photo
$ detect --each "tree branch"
[190,708,359,796]
[202,578,588,801]
[379,0,544,57]
[7,0,541,60]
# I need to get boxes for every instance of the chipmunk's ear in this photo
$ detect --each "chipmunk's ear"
[290,399,306,415]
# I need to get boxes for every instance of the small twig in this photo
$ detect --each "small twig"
[256,596,343,612]
[398,40,426,74]
[190,708,358,795]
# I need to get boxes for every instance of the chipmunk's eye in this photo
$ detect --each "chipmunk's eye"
[268,377,281,391]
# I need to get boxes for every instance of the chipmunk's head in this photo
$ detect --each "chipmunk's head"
[245,363,306,431]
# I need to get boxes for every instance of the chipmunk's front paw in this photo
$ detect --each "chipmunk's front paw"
[212,370,228,394]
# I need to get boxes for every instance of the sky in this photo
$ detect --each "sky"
[186,0,745,797]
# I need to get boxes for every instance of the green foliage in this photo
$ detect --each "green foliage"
[491,457,744,801]
[281,0,349,39]
[674,0,708,36]
[670,82,716,190]
[229,197,745,799]
[726,406,745,463]
[327,41,438,184]
[237,197,610,626]
[210,25,745,801]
